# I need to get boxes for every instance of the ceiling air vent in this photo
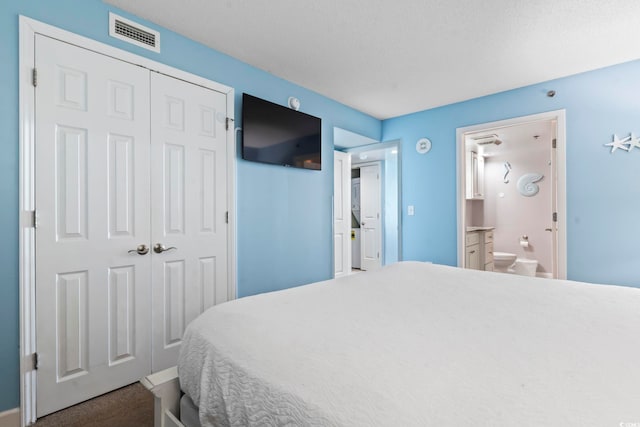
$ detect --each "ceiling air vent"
[109,13,160,53]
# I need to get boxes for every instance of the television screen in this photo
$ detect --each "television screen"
[242,93,322,170]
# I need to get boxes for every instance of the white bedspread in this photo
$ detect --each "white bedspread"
[178,261,640,427]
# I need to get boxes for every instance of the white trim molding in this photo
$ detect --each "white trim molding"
[0,408,20,427]
[19,15,237,426]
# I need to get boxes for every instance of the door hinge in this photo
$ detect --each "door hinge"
[377,212,380,219]
[31,352,39,371]
[32,68,38,87]
[225,211,229,224]
[225,117,234,131]
[552,212,558,222]
[552,138,557,149]
[30,210,38,229]
[377,252,380,259]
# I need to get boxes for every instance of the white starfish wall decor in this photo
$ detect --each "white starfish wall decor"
[604,134,632,153]
[627,133,640,151]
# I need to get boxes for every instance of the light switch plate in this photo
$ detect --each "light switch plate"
[408,205,415,216]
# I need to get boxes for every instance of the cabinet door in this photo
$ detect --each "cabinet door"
[465,244,481,270]
[466,151,484,200]
[476,155,484,198]
[484,241,494,265]
[465,151,473,199]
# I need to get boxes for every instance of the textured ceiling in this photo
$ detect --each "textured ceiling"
[105,0,640,119]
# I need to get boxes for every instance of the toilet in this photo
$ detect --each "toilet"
[512,258,538,277]
[494,253,539,277]
[493,252,517,273]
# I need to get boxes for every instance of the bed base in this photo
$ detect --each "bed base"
[140,367,185,427]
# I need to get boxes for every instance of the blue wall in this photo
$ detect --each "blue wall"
[0,0,380,411]
[383,60,640,289]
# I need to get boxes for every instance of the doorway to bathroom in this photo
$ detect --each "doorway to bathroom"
[456,110,566,279]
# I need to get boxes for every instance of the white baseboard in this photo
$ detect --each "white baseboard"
[0,408,20,427]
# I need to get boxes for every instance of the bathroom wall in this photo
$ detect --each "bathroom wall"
[483,133,553,275]
[466,199,484,226]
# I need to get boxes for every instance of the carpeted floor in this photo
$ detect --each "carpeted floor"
[33,382,154,427]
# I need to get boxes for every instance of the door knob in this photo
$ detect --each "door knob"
[128,244,149,255]
[153,243,177,254]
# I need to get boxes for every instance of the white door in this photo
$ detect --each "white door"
[334,151,351,277]
[33,35,231,415]
[360,164,382,271]
[150,72,229,371]
[35,35,151,416]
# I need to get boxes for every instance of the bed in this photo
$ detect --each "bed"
[177,261,640,426]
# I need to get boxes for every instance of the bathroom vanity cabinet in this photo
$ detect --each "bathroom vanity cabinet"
[465,229,494,271]
[482,230,494,271]
[465,232,481,270]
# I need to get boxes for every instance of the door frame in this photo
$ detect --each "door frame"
[342,140,403,266]
[19,16,237,426]
[455,110,566,279]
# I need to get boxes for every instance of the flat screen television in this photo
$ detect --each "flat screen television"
[242,93,322,170]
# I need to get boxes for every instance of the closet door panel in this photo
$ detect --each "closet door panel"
[35,34,151,417]
[150,72,228,371]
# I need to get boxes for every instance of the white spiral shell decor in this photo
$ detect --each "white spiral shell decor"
[517,173,544,197]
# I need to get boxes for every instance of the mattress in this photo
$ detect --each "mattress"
[178,261,640,426]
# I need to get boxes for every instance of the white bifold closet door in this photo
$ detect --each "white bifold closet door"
[34,34,229,416]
